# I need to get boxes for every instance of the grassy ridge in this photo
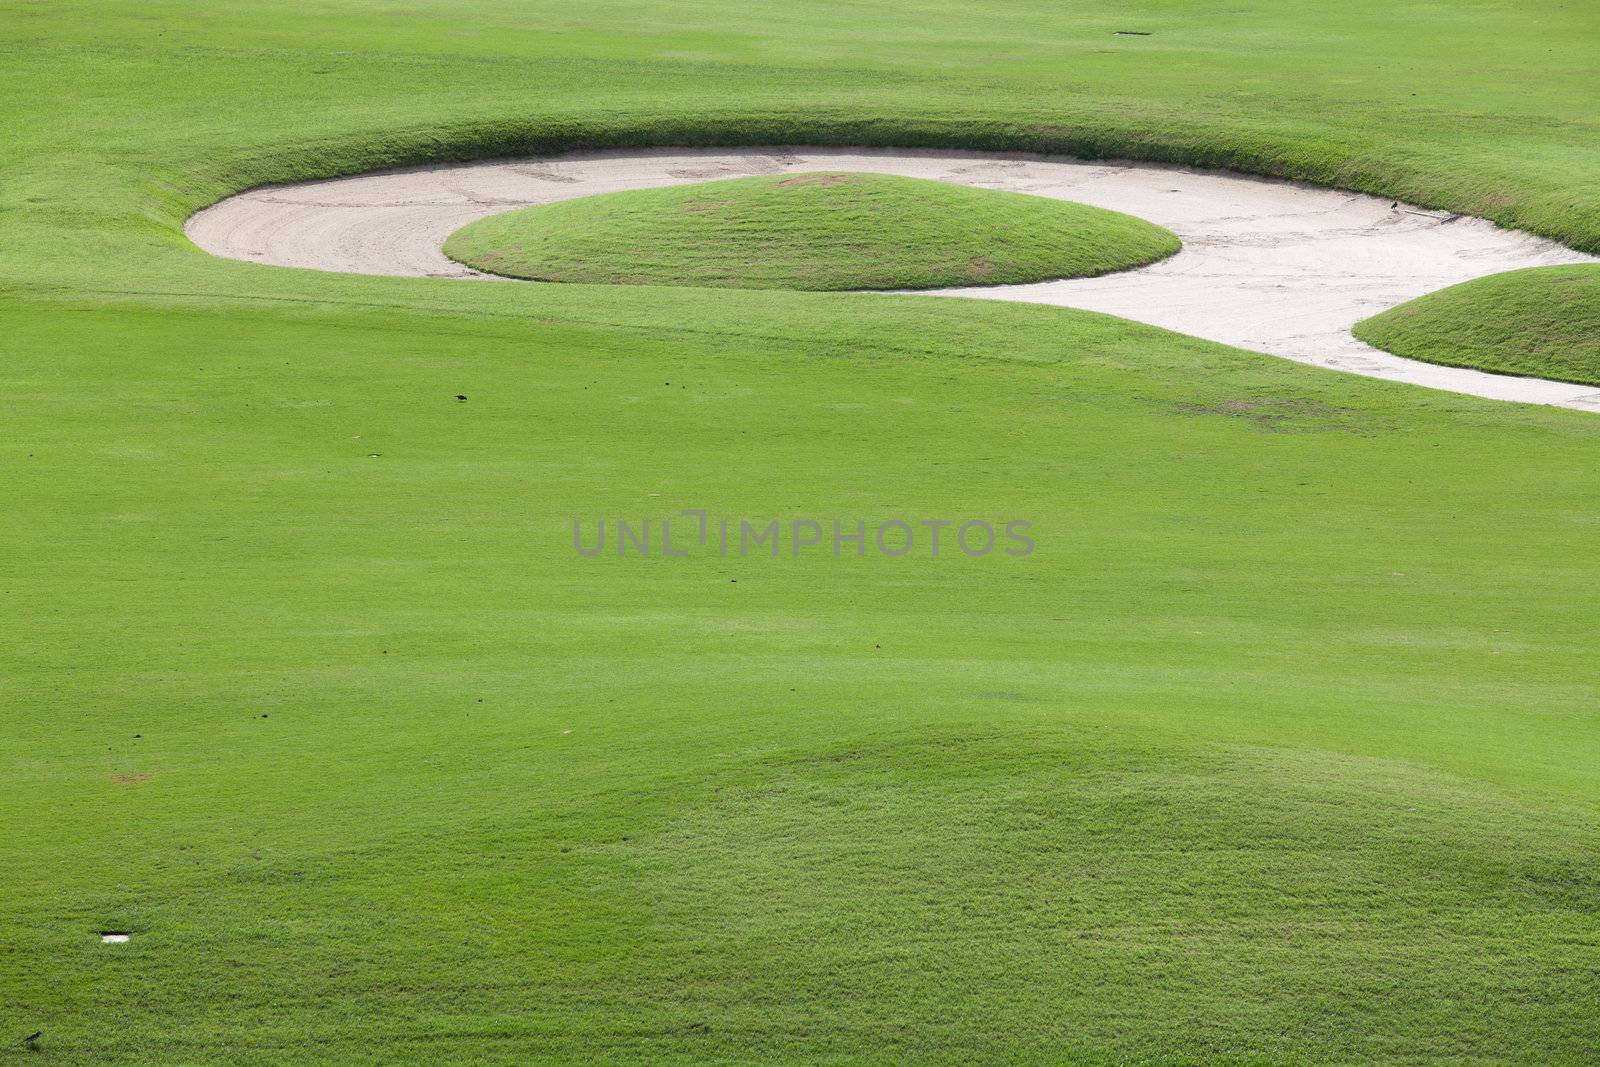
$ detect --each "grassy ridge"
[443,171,1180,289]
[2,0,1600,273]
[1357,265,1600,386]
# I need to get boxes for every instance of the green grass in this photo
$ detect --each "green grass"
[1356,265,1600,386]
[442,171,1180,290]
[9,293,1600,1064]
[4,0,1600,1062]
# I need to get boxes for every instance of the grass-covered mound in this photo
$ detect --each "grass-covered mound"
[442,171,1180,289]
[1355,265,1600,385]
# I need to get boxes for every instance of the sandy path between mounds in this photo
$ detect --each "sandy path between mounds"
[187,148,1600,410]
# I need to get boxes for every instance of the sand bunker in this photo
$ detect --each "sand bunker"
[186,148,1600,411]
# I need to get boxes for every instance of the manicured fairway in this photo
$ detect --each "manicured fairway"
[443,171,1179,288]
[9,292,1600,1063]
[3,0,1599,1063]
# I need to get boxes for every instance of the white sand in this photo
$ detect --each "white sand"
[186,148,1600,411]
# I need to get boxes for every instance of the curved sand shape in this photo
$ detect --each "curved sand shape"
[188,148,1600,411]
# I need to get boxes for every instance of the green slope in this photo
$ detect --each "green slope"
[3,0,1600,1062]
[1357,265,1600,386]
[443,171,1179,289]
[7,292,1600,1063]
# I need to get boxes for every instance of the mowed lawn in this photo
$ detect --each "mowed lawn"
[442,171,1180,288]
[2,0,1600,1062]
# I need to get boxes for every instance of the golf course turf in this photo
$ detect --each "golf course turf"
[442,171,1180,289]
[1357,265,1600,386]
[3,0,1600,1063]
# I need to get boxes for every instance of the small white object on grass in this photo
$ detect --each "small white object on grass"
[100,932,130,943]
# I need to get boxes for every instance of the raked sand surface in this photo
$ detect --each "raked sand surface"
[187,148,1600,411]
